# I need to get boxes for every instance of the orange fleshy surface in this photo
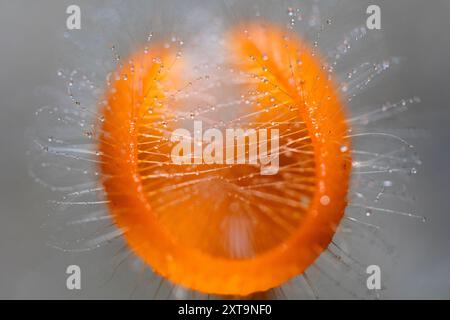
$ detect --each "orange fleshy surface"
[98,24,351,296]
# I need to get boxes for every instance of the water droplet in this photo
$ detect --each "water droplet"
[383,180,393,187]
[320,195,330,206]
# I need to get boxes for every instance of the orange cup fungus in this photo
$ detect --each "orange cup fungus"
[98,23,351,296]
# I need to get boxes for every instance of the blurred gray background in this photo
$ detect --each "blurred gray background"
[0,0,449,299]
